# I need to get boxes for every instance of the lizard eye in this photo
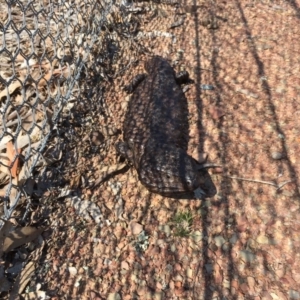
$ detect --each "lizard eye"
[186,178,193,187]
[186,174,199,190]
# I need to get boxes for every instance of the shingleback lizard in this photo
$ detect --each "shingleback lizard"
[116,56,215,197]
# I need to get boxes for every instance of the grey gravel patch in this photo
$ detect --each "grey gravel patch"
[214,235,226,247]
[204,263,213,274]
[70,196,103,224]
[289,290,300,300]
[239,250,256,263]
[229,233,238,244]
[134,230,149,252]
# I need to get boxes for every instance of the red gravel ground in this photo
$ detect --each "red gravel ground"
[11,1,300,299]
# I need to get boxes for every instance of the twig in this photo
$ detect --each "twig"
[200,67,218,74]
[91,163,128,188]
[198,163,222,170]
[221,175,292,190]
[0,111,33,129]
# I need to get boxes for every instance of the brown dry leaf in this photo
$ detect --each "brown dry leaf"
[0,80,22,100]
[0,172,9,186]
[37,67,68,87]
[6,141,21,178]
[21,113,34,132]
[3,226,45,253]
[70,174,81,189]
[0,155,11,176]
[15,54,25,62]
[14,94,23,105]
[9,261,36,299]
[0,219,14,257]
[0,187,7,197]
[37,71,54,87]
[0,135,13,150]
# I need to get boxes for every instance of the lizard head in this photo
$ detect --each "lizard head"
[144,56,174,76]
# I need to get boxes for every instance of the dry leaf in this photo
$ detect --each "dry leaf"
[0,135,13,149]
[6,141,21,178]
[0,125,43,152]
[20,113,34,132]
[9,261,36,299]
[3,226,45,253]
[0,219,14,257]
[0,155,11,176]
[70,174,81,189]
[37,67,67,87]
[0,81,22,100]
[0,172,9,185]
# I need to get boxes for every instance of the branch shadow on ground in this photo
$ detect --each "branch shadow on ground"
[191,0,299,298]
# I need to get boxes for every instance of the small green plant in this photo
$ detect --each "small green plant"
[172,210,194,237]
[134,230,150,252]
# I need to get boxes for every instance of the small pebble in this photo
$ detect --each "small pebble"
[192,230,202,243]
[201,84,214,90]
[204,263,213,274]
[174,274,183,282]
[107,293,121,300]
[170,244,177,252]
[239,250,256,263]
[222,242,230,252]
[174,263,182,271]
[229,233,238,244]
[271,151,284,160]
[289,290,300,300]
[130,222,143,235]
[67,266,78,276]
[256,234,269,245]
[186,267,193,278]
[214,235,226,247]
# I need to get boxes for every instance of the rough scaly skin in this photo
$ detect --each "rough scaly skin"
[117,56,207,196]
